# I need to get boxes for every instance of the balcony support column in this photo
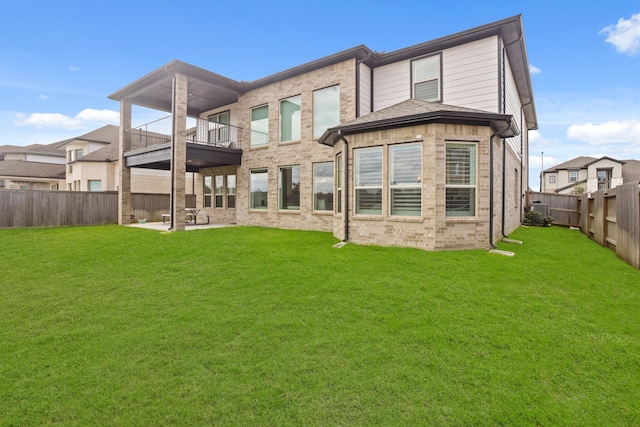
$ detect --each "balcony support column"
[118,99,132,225]
[170,73,188,231]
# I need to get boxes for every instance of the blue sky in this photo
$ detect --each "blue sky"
[1,0,639,188]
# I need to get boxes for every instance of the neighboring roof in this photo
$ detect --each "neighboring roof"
[0,160,65,179]
[71,125,120,145]
[318,99,516,146]
[544,156,626,173]
[622,160,640,183]
[109,15,536,129]
[544,156,597,172]
[0,142,66,157]
[78,142,118,162]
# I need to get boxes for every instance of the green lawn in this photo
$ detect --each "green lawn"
[1,225,639,426]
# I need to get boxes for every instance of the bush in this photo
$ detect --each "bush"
[525,209,554,226]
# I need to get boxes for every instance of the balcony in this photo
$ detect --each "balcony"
[124,116,243,172]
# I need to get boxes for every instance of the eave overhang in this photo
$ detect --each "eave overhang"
[319,110,516,147]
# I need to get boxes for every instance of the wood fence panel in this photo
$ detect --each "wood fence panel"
[591,191,605,246]
[615,181,640,269]
[526,192,579,226]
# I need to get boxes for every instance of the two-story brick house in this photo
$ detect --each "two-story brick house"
[109,15,537,250]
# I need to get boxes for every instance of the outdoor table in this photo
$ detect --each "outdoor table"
[185,208,200,224]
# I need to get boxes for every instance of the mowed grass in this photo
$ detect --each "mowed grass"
[1,225,639,426]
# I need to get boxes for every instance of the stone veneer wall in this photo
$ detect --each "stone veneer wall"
[333,123,498,250]
[226,59,358,232]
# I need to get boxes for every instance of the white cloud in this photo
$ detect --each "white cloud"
[68,65,80,72]
[600,12,640,56]
[567,119,640,144]
[14,108,119,129]
[529,64,542,75]
[38,94,48,100]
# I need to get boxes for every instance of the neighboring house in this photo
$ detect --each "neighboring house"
[0,141,67,190]
[109,15,537,250]
[541,156,640,194]
[1,125,193,193]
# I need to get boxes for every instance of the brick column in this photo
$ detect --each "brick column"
[170,73,188,231]
[118,99,132,225]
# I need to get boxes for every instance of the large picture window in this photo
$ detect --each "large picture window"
[412,54,441,102]
[354,147,383,215]
[204,176,212,208]
[280,95,301,142]
[227,174,236,208]
[313,162,334,211]
[446,143,477,217]
[250,169,268,209]
[214,175,224,208]
[313,85,340,139]
[389,143,422,216]
[251,105,268,147]
[279,165,300,210]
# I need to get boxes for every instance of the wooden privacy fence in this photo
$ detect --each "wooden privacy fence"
[578,181,640,269]
[0,191,196,228]
[526,191,579,227]
[527,181,640,269]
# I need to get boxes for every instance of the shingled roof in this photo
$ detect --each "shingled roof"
[0,160,65,179]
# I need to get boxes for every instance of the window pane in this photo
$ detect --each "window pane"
[313,162,334,211]
[446,145,476,185]
[88,180,101,192]
[391,188,421,216]
[390,143,421,216]
[279,165,300,210]
[356,189,382,215]
[214,175,224,208]
[390,144,421,185]
[227,174,236,209]
[251,105,269,147]
[250,170,268,209]
[280,95,301,142]
[313,85,340,139]
[354,148,382,187]
[446,188,475,216]
[204,176,212,208]
[413,55,440,101]
[336,153,343,213]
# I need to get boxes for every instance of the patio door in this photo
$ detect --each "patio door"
[208,111,229,146]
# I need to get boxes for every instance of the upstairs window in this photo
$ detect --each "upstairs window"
[313,85,340,139]
[251,105,269,147]
[208,111,230,145]
[412,54,441,102]
[280,95,301,142]
[597,169,612,190]
[549,175,556,184]
[569,171,578,183]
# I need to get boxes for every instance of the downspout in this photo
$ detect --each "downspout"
[337,130,350,242]
[490,120,513,248]
[500,29,524,237]
[520,100,533,224]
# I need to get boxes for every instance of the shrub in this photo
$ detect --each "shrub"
[525,209,554,226]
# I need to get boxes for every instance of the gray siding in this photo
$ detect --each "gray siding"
[504,52,523,161]
[359,63,372,116]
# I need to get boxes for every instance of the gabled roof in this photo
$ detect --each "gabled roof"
[319,99,516,146]
[71,125,119,145]
[0,160,65,179]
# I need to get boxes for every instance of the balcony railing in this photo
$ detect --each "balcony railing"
[128,115,242,151]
